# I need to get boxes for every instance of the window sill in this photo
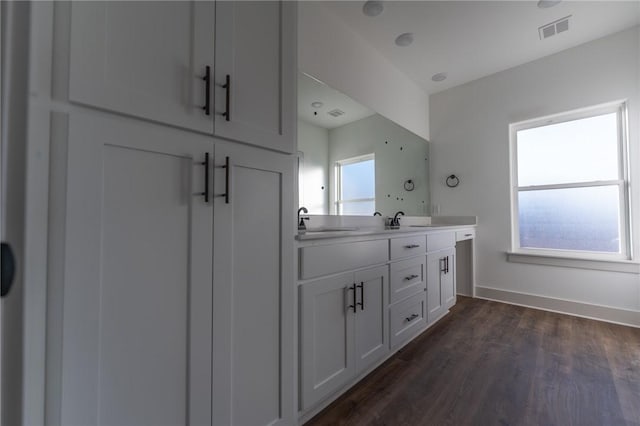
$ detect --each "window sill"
[506,252,639,274]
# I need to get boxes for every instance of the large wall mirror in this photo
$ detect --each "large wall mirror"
[298,72,431,216]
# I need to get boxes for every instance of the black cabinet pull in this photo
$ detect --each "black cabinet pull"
[222,74,231,121]
[446,256,449,274]
[404,244,420,249]
[405,313,419,322]
[1,242,16,297]
[404,274,419,281]
[357,282,364,311]
[219,156,230,204]
[201,66,211,116]
[199,153,209,203]
[347,284,357,313]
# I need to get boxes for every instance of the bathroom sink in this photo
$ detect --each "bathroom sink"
[305,226,359,232]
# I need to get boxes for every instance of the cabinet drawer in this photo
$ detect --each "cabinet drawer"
[389,257,425,304]
[426,232,455,252]
[390,235,426,260]
[389,292,426,348]
[456,229,475,242]
[300,239,388,280]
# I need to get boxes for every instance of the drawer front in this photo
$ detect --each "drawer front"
[389,257,425,304]
[390,235,426,260]
[426,232,456,252]
[389,292,427,348]
[300,239,388,280]
[456,229,475,242]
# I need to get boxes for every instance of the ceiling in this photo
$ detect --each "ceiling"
[298,72,376,128]
[320,1,640,94]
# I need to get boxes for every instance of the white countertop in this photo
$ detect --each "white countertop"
[295,224,475,241]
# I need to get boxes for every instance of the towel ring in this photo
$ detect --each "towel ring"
[446,174,460,188]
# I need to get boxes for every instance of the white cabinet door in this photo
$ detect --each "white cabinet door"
[212,142,295,425]
[442,248,456,310]
[69,1,215,133]
[60,113,213,425]
[299,273,356,411]
[427,251,445,324]
[354,266,389,374]
[214,1,296,153]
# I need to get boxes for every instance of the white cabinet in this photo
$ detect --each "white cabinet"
[426,247,455,324]
[214,1,296,153]
[68,1,296,153]
[58,113,294,426]
[69,1,215,133]
[212,141,294,426]
[60,114,214,425]
[300,265,388,411]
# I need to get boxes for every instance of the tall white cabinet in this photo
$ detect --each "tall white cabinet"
[32,1,297,425]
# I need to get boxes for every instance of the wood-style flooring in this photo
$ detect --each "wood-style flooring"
[306,296,640,426]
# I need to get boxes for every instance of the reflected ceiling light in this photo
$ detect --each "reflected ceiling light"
[537,0,561,8]
[395,32,414,47]
[311,101,323,108]
[431,72,447,82]
[362,0,384,17]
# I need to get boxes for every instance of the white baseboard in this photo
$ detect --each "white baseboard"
[475,286,640,328]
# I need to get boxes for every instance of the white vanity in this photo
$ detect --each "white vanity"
[296,220,476,423]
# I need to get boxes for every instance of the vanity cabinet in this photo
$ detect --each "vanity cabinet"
[68,1,295,153]
[300,265,388,411]
[427,247,456,324]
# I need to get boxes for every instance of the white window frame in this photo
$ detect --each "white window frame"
[335,153,375,215]
[509,101,631,261]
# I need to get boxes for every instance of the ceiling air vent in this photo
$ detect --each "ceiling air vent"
[539,15,571,40]
[327,109,345,118]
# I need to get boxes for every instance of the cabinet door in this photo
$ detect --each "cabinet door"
[214,1,296,153]
[354,266,389,374]
[69,1,214,133]
[427,252,446,324]
[60,114,213,425]
[212,142,295,425]
[442,248,456,310]
[299,273,356,411]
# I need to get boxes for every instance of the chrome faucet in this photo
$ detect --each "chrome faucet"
[388,211,404,229]
[298,207,309,231]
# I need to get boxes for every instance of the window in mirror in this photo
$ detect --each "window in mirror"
[335,154,375,215]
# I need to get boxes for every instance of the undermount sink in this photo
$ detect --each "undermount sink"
[304,226,359,232]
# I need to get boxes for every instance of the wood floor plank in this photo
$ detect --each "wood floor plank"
[305,297,640,426]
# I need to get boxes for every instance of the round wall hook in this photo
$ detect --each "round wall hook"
[403,179,415,191]
[446,174,460,188]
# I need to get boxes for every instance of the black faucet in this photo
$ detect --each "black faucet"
[390,211,404,229]
[298,207,309,231]
[373,211,382,216]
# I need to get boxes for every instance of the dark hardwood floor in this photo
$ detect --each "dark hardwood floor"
[306,296,640,426]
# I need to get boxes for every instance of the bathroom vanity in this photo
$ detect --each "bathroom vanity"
[295,219,476,423]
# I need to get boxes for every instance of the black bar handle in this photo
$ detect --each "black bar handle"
[199,153,209,203]
[222,74,230,122]
[347,284,357,313]
[405,313,419,322]
[202,66,211,116]
[357,282,364,311]
[1,242,16,298]
[223,156,230,204]
[445,256,449,274]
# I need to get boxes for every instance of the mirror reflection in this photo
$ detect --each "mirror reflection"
[297,72,430,216]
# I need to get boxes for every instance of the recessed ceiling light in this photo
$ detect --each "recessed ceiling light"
[537,0,561,8]
[395,33,414,47]
[431,73,447,82]
[311,101,323,108]
[362,0,384,17]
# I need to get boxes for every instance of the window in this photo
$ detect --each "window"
[510,102,630,260]
[335,154,375,215]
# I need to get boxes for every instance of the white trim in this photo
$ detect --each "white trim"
[507,251,640,274]
[509,101,631,261]
[475,286,640,328]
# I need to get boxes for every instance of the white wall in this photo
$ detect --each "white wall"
[430,27,640,315]
[298,1,430,141]
[328,114,429,216]
[298,120,329,214]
